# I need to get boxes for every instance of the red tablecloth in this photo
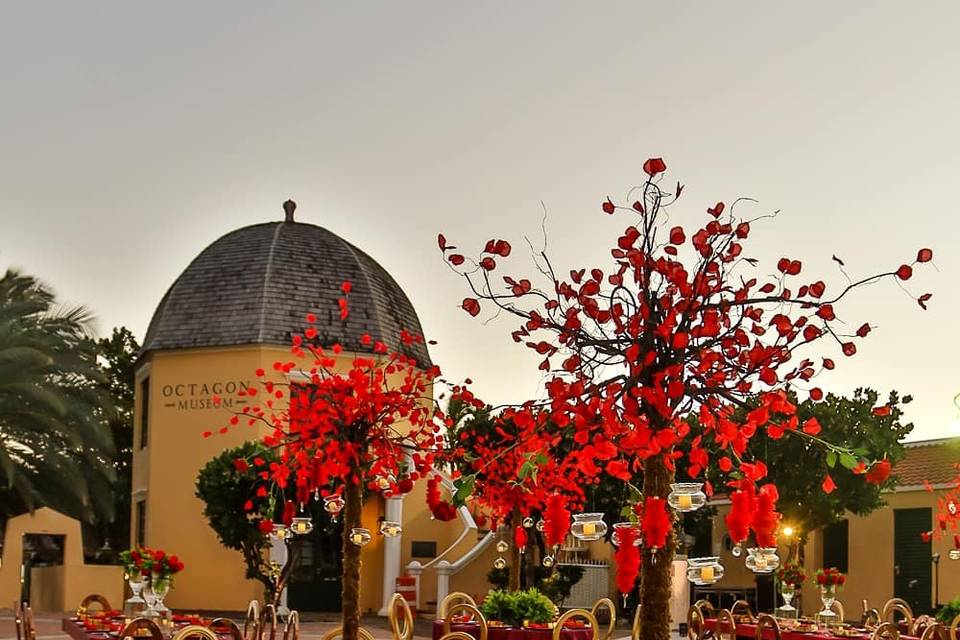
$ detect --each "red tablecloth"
[703,619,918,640]
[432,620,594,640]
[63,617,234,640]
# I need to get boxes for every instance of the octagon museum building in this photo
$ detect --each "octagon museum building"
[131,204,486,614]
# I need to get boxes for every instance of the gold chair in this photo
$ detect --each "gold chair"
[119,618,164,640]
[949,615,960,640]
[871,622,901,640]
[173,627,221,640]
[912,616,938,636]
[553,609,599,640]
[319,628,376,640]
[731,600,755,623]
[591,598,617,640]
[882,599,914,626]
[715,609,736,640]
[920,625,948,640]
[755,614,781,640]
[262,604,280,640]
[443,603,487,640]
[632,605,642,640]
[388,594,414,640]
[687,601,715,640]
[283,611,300,640]
[439,634,479,640]
[209,618,245,640]
[244,601,262,640]
[78,594,112,616]
[438,592,478,620]
[863,609,882,627]
[16,603,36,640]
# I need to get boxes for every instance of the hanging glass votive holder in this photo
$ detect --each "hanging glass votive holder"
[745,547,779,574]
[949,549,960,561]
[571,513,607,541]
[290,516,314,535]
[686,556,724,585]
[270,523,289,541]
[522,516,535,528]
[667,483,707,512]
[542,555,555,568]
[493,556,507,569]
[535,519,546,532]
[496,540,509,554]
[350,527,372,546]
[323,494,345,520]
[610,522,642,547]
[380,520,402,537]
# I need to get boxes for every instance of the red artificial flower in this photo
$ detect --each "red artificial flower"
[642,158,666,177]
[822,475,837,494]
[865,460,891,485]
[641,496,671,550]
[614,525,640,595]
[544,493,571,549]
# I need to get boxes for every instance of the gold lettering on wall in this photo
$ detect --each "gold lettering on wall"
[160,380,251,410]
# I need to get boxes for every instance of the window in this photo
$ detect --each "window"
[139,377,150,449]
[823,519,849,573]
[136,500,147,547]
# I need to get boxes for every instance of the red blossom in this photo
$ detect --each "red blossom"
[643,158,666,176]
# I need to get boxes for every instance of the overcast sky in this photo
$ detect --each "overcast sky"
[2,3,958,441]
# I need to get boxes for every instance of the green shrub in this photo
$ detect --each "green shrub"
[936,596,960,623]
[480,588,555,626]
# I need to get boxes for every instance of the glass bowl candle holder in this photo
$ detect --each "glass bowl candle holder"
[667,483,707,512]
[745,547,780,574]
[610,522,642,547]
[323,494,345,520]
[290,516,314,535]
[380,520,402,537]
[686,557,724,585]
[349,527,372,546]
[571,513,607,541]
[270,523,289,541]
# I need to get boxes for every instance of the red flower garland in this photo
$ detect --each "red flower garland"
[724,482,756,546]
[544,493,571,549]
[752,483,780,547]
[615,524,640,594]
[514,524,528,551]
[641,496,671,550]
[426,475,457,521]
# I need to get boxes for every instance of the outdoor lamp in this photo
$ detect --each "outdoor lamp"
[571,513,607,541]
[350,528,372,546]
[379,520,402,537]
[290,516,314,535]
[781,525,795,538]
[745,547,780,573]
[667,483,707,512]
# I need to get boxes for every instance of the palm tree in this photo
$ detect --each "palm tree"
[0,269,119,526]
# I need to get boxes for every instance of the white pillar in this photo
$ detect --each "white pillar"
[269,537,290,614]
[435,560,453,609]
[378,496,404,616]
[406,561,423,609]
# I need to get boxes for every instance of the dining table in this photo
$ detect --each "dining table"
[432,620,596,640]
[63,613,235,640]
[702,618,919,640]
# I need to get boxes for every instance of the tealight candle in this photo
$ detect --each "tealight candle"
[352,533,363,545]
[700,566,715,582]
[582,522,596,536]
[678,494,693,509]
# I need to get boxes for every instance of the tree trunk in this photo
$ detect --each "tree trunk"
[509,507,522,591]
[638,455,676,640]
[341,479,363,640]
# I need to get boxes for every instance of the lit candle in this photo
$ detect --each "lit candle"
[678,494,693,509]
[700,566,715,582]
[352,533,364,545]
[582,522,596,536]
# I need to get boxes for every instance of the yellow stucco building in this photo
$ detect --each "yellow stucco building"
[131,203,470,614]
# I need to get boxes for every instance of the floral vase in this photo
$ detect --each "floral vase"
[151,574,171,620]
[818,584,838,621]
[124,574,147,617]
[779,584,797,612]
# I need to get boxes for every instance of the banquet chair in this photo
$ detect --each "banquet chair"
[755,614,781,640]
[244,601,262,640]
[731,600,756,623]
[687,601,715,640]
[871,623,901,640]
[388,594,414,640]
[863,609,882,627]
[590,597,617,640]
[553,609,600,640]
[920,625,948,640]
[882,599,914,626]
[319,627,376,640]
[438,592,478,620]
[119,618,164,640]
[440,634,479,640]
[78,594,112,615]
[632,605,642,640]
[949,615,960,640]
[262,604,280,640]
[911,616,938,636]
[715,609,736,640]
[16,602,36,640]
[209,617,245,640]
[443,603,488,640]
[173,627,220,640]
[283,611,300,640]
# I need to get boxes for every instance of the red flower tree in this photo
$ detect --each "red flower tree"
[441,159,931,640]
[217,283,451,640]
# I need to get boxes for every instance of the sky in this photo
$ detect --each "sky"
[1,3,958,441]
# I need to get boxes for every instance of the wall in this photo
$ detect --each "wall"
[31,564,124,613]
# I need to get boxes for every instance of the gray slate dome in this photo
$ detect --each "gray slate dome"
[142,218,432,367]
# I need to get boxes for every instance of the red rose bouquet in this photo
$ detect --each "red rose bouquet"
[776,563,806,590]
[815,567,845,588]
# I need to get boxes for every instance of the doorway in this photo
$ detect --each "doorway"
[287,509,343,612]
[21,534,65,603]
[894,508,932,615]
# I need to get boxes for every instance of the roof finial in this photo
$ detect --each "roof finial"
[283,199,296,222]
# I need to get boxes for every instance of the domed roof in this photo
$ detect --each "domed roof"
[142,214,432,367]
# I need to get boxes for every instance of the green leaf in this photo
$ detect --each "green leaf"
[826,451,837,468]
[452,474,476,507]
[839,453,858,470]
